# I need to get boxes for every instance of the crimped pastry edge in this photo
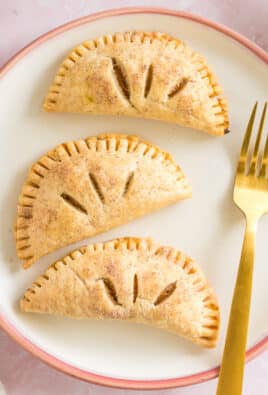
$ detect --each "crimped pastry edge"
[21,237,220,348]
[15,134,191,268]
[43,31,229,135]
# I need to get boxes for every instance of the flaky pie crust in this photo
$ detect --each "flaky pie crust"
[21,237,220,348]
[15,134,191,268]
[44,31,229,136]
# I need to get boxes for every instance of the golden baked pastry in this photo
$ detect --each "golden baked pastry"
[15,134,191,268]
[44,31,229,136]
[20,237,220,347]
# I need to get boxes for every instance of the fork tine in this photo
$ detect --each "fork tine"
[238,102,258,173]
[250,102,267,174]
[260,131,268,178]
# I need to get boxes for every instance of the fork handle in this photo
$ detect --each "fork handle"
[216,218,256,395]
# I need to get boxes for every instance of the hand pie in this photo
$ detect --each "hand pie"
[44,31,229,136]
[20,237,220,347]
[15,134,191,268]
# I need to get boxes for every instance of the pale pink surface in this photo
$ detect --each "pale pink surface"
[0,1,268,394]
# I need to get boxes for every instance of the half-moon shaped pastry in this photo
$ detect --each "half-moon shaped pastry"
[15,134,191,268]
[44,31,229,136]
[20,237,220,347]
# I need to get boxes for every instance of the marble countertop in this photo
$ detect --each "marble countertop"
[0,1,267,395]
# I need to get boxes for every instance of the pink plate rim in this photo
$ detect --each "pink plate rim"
[0,6,267,390]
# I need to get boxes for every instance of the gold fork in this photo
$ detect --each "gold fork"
[216,102,267,395]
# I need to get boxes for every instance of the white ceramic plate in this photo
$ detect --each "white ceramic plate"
[0,8,267,390]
